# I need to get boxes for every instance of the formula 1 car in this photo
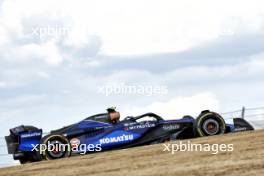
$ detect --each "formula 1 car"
[5,110,254,164]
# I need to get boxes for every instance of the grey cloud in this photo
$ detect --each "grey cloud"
[88,32,264,73]
[58,35,103,59]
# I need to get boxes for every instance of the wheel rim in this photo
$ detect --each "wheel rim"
[202,119,219,135]
[47,140,65,158]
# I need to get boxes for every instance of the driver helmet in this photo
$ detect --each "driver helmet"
[107,106,117,113]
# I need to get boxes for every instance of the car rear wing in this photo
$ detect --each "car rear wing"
[5,125,42,154]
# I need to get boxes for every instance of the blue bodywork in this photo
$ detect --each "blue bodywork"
[15,113,245,155]
[6,111,254,164]
[17,116,198,153]
[18,130,42,151]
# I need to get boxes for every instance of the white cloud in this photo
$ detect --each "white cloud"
[37,71,50,79]
[1,0,264,56]
[0,81,7,88]
[122,93,219,119]
[0,41,62,66]
[17,41,62,65]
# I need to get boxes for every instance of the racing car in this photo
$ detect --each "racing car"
[5,109,254,164]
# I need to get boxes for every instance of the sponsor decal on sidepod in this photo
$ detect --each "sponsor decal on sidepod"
[70,138,81,148]
[162,124,180,130]
[128,123,155,130]
[100,134,134,144]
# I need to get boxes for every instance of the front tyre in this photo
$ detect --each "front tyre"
[194,111,226,137]
[19,158,32,164]
[41,135,71,160]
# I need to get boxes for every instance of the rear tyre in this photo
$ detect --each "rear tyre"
[194,111,226,137]
[17,152,42,164]
[19,158,32,164]
[41,135,71,160]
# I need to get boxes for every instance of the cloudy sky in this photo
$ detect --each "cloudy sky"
[0,0,264,142]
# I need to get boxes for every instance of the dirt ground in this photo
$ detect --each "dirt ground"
[0,130,263,176]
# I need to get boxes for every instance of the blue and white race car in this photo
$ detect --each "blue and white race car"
[5,109,254,164]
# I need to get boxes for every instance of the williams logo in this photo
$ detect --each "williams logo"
[100,134,134,144]
[163,124,180,130]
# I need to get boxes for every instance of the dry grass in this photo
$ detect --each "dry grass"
[0,130,263,176]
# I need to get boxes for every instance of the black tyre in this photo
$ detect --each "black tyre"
[17,152,42,164]
[41,134,71,160]
[194,111,226,137]
[19,158,32,164]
